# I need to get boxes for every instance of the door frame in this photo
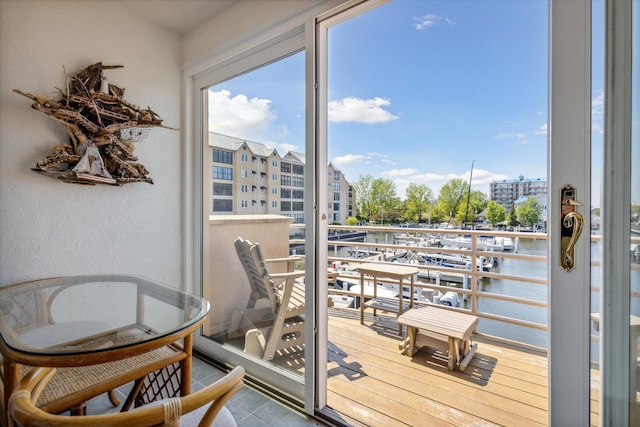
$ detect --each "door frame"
[548,1,592,425]
[601,0,633,425]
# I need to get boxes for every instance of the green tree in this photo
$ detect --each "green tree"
[428,202,445,225]
[371,178,397,224]
[437,178,469,224]
[455,190,488,224]
[405,183,434,223]
[516,196,543,227]
[346,216,358,226]
[486,200,506,226]
[507,204,519,226]
[352,174,374,219]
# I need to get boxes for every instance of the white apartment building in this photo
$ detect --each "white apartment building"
[490,175,548,209]
[208,132,352,224]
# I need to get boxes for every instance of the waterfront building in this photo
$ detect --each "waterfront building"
[208,132,352,224]
[490,175,548,209]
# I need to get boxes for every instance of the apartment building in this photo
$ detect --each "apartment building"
[208,132,352,224]
[490,175,548,209]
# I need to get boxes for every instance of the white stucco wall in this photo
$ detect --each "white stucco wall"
[0,1,183,287]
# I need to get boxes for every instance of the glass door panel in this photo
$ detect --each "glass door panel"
[193,43,309,400]
[320,1,558,424]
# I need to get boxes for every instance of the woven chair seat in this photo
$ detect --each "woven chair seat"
[26,344,184,414]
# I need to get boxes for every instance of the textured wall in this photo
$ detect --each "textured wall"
[0,1,183,287]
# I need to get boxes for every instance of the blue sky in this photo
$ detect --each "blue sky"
[209,0,606,201]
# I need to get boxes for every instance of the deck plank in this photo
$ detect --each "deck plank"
[262,308,602,426]
[328,323,547,425]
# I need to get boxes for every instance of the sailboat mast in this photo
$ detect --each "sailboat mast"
[464,160,475,228]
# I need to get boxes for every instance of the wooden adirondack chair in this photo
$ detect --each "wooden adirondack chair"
[230,237,305,361]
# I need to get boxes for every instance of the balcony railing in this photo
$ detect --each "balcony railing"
[291,223,640,348]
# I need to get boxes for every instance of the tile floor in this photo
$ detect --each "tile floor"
[84,356,324,426]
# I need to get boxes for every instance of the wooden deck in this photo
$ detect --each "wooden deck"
[273,308,601,427]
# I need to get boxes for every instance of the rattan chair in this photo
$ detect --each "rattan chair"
[8,365,244,427]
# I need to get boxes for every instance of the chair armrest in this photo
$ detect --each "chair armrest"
[267,271,305,280]
[264,256,302,263]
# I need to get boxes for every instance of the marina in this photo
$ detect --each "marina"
[323,227,640,350]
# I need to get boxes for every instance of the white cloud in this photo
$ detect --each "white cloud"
[534,123,547,135]
[391,168,508,199]
[328,97,399,124]
[413,14,455,30]
[493,132,528,145]
[592,91,604,135]
[592,90,604,120]
[382,168,418,177]
[208,89,276,141]
[333,154,365,166]
[263,141,298,153]
[494,132,525,140]
[276,124,291,138]
[460,168,508,186]
[592,122,604,135]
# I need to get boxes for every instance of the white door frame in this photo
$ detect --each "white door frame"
[548,0,592,425]
[601,0,633,425]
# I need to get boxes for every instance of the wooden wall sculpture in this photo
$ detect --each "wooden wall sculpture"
[14,62,174,185]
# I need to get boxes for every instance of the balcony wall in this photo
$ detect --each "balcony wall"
[204,214,293,336]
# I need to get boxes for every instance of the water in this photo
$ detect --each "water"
[331,231,640,350]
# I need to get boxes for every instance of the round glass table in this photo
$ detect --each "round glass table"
[0,274,210,420]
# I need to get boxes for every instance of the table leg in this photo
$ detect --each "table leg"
[373,275,378,317]
[447,337,455,371]
[359,272,365,325]
[404,326,417,357]
[181,333,193,396]
[3,358,19,427]
[397,277,404,335]
[409,275,414,309]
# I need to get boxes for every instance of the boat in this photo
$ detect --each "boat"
[333,273,433,303]
[440,235,514,252]
[420,252,494,272]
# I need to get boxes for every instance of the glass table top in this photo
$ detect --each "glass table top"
[0,275,209,358]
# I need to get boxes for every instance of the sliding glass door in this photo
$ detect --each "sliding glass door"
[191,29,310,400]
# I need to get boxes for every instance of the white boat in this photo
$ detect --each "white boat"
[334,274,433,303]
[420,252,494,272]
[439,236,514,252]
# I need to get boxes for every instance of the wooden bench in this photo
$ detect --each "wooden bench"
[397,306,479,371]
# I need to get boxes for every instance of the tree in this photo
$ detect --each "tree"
[507,204,519,227]
[486,200,506,226]
[346,216,358,226]
[405,183,433,223]
[352,175,374,219]
[428,203,445,225]
[437,178,469,224]
[516,196,543,227]
[455,190,488,224]
[371,178,397,224]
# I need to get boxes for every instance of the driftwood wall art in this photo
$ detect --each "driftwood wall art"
[14,62,174,185]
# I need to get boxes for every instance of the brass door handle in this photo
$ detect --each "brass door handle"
[561,211,584,271]
[560,184,584,272]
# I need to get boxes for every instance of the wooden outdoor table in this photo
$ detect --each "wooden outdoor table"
[356,263,419,335]
[0,275,209,426]
[398,306,479,371]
